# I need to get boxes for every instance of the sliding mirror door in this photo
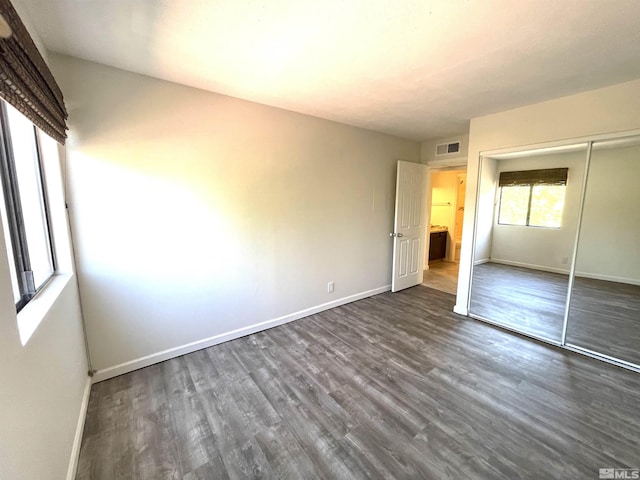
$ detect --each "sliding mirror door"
[565,136,640,367]
[469,144,588,343]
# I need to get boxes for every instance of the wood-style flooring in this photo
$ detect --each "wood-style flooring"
[567,276,640,366]
[469,262,640,365]
[422,260,459,295]
[469,262,568,341]
[76,286,640,480]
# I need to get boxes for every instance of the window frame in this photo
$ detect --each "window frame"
[497,183,566,228]
[0,101,56,312]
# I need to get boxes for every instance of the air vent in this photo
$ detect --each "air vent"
[435,141,461,156]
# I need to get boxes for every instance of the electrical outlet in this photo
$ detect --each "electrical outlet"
[562,257,569,265]
[327,281,335,293]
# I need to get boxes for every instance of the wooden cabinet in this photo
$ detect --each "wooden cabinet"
[429,231,447,262]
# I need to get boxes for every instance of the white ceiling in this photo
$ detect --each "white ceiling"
[20,0,640,141]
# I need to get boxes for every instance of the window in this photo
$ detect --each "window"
[0,100,55,311]
[497,168,568,228]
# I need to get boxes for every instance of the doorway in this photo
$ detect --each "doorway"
[423,168,466,294]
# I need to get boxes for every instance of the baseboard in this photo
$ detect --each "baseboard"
[66,377,91,480]
[92,285,391,383]
[487,259,640,285]
[489,258,569,275]
[574,271,640,286]
[473,257,489,265]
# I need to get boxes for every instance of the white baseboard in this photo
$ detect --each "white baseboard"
[473,257,489,265]
[487,259,640,285]
[575,271,640,286]
[66,377,91,480]
[92,285,391,383]
[489,258,569,275]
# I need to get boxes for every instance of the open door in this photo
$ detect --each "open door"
[391,161,429,292]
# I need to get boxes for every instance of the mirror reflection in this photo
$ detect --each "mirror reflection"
[565,136,640,366]
[469,144,587,342]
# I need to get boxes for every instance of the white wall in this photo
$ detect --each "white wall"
[575,144,640,283]
[456,78,640,315]
[49,54,421,379]
[0,272,88,480]
[488,150,587,273]
[421,133,470,165]
[0,5,89,480]
[472,157,497,265]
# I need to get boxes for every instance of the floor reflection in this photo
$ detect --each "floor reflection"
[469,263,568,341]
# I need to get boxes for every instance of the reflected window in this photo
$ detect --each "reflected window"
[497,168,567,228]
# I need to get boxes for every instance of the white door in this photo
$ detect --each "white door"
[391,161,428,292]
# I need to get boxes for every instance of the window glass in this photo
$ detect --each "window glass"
[0,178,21,303]
[498,184,566,228]
[498,186,529,225]
[5,104,54,289]
[529,185,565,228]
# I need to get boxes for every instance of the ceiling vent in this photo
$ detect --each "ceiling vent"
[435,141,461,156]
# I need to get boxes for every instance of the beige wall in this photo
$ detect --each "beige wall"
[457,78,640,314]
[50,54,420,379]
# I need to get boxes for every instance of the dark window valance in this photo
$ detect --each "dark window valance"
[499,168,568,187]
[0,0,67,143]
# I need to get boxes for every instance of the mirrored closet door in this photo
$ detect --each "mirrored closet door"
[468,143,588,343]
[467,133,639,372]
[565,135,640,367]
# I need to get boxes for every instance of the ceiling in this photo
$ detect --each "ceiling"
[19,0,640,141]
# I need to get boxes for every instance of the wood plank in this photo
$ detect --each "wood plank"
[76,286,640,480]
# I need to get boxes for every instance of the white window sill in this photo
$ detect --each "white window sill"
[18,273,73,346]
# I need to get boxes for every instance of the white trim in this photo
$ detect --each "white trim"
[563,344,640,373]
[489,258,570,275]
[453,304,467,316]
[426,158,468,169]
[66,377,91,480]
[473,257,489,265]
[479,127,640,159]
[92,285,391,383]
[475,259,640,286]
[574,271,640,286]
[17,274,73,346]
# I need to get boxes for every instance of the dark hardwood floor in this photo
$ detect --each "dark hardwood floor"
[76,286,640,480]
[469,262,568,341]
[567,276,640,366]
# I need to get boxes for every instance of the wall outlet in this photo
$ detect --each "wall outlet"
[327,281,335,293]
[561,256,569,265]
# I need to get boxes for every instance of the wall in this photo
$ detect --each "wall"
[429,170,464,261]
[49,54,421,380]
[488,150,587,273]
[421,133,470,166]
[0,5,89,480]
[472,157,497,265]
[430,170,457,227]
[575,143,640,283]
[456,78,640,315]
